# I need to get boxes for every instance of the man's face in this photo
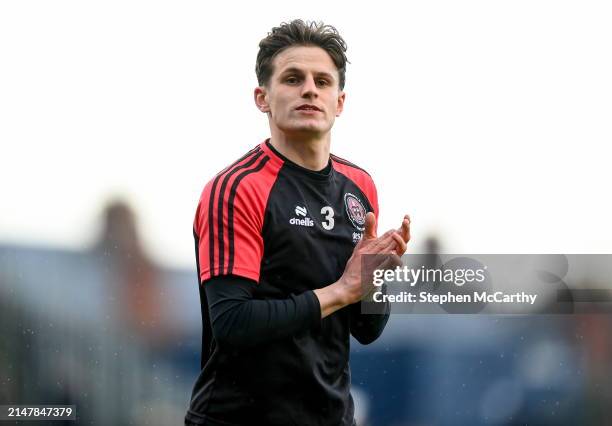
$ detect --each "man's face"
[255,46,345,138]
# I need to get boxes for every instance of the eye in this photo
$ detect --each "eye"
[285,76,300,84]
[316,79,329,87]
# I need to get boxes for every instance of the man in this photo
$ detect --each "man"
[185,20,410,426]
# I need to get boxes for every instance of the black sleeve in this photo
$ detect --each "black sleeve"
[349,285,390,345]
[204,275,321,348]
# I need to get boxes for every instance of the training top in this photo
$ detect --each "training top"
[186,140,389,426]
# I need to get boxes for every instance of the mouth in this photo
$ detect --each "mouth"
[295,104,322,112]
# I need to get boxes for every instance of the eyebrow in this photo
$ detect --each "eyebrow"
[279,67,336,81]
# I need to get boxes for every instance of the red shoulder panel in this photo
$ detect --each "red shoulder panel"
[194,143,283,283]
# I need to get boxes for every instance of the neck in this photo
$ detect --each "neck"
[268,128,331,171]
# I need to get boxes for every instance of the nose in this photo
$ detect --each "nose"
[300,75,318,99]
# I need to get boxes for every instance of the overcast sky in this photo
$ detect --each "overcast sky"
[1,1,611,269]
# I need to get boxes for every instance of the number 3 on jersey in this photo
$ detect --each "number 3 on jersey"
[321,206,335,230]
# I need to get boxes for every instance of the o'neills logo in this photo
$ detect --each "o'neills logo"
[290,217,314,227]
[344,193,366,231]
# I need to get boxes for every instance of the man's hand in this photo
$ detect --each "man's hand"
[337,212,411,305]
[314,212,411,317]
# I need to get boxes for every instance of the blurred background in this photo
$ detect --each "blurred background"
[1,0,611,425]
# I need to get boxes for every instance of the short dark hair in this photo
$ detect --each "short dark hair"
[256,20,348,90]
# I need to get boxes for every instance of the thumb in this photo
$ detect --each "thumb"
[364,212,377,239]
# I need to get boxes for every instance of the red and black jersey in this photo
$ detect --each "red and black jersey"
[187,140,386,426]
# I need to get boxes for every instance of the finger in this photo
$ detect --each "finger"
[404,216,411,242]
[367,231,402,255]
[389,253,403,269]
[375,253,403,272]
[365,254,403,287]
[398,214,411,243]
[384,232,406,255]
[367,230,396,252]
[391,232,407,256]
[363,212,377,240]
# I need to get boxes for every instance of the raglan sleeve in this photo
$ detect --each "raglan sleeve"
[193,175,265,283]
[192,171,321,348]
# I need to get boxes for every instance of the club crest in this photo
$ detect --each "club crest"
[344,193,366,231]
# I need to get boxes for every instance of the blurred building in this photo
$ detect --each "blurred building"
[0,201,201,425]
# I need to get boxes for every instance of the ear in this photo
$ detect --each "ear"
[335,91,346,117]
[254,87,270,113]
